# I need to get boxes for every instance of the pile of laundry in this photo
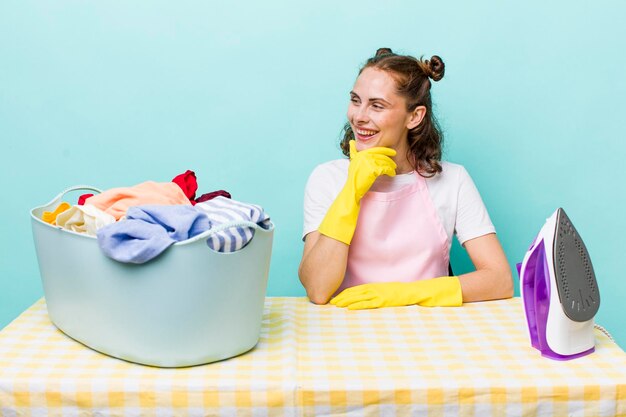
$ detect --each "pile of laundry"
[41,170,271,264]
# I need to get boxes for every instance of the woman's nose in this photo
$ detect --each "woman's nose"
[354,105,369,123]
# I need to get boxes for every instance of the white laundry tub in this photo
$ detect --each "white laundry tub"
[30,186,274,367]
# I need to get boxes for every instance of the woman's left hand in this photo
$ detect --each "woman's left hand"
[330,277,463,310]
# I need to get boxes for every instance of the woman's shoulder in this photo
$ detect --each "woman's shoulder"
[440,161,467,173]
[427,161,470,185]
[309,158,349,179]
[305,159,349,194]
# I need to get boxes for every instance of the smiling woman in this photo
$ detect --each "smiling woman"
[298,48,513,308]
[342,49,444,176]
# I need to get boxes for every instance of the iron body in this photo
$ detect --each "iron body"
[517,208,600,360]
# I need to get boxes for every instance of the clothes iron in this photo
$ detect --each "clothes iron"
[517,208,600,360]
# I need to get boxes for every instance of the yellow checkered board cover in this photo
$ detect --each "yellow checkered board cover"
[0,297,624,416]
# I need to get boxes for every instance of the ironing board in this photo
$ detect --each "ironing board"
[1,297,624,416]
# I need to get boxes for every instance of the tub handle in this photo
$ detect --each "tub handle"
[40,185,103,209]
[36,186,272,245]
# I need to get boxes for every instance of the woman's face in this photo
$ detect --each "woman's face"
[347,68,424,171]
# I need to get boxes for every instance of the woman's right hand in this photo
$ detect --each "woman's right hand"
[318,140,396,245]
[345,140,397,201]
[300,140,397,303]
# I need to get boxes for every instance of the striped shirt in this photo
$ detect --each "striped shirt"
[195,196,271,252]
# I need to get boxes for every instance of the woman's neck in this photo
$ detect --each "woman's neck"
[392,138,414,174]
[394,157,414,175]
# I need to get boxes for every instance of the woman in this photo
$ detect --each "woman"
[298,48,513,309]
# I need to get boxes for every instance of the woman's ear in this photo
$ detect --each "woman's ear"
[407,106,427,130]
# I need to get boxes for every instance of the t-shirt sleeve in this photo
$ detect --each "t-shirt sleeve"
[454,166,496,245]
[302,163,344,241]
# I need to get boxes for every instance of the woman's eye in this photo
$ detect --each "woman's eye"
[372,103,384,110]
[350,98,359,104]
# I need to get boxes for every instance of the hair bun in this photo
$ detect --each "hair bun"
[426,55,445,81]
[375,47,394,57]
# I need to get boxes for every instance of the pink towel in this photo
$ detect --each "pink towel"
[85,181,191,220]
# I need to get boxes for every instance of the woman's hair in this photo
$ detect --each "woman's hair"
[340,48,445,177]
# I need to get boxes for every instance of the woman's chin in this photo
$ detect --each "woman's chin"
[355,135,380,150]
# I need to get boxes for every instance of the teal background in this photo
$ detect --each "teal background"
[1,1,624,347]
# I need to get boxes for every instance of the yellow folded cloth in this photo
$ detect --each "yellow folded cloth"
[41,202,71,225]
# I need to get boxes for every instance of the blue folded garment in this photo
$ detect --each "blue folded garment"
[97,205,211,264]
[97,198,271,264]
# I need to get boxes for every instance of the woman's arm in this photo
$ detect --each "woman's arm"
[298,231,349,304]
[299,142,397,305]
[330,232,512,310]
[458,233,514,302]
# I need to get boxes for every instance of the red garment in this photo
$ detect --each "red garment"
[78,194,94,206]
[196,190,231,203]
[172,170,231,204]
[172,170,198,204]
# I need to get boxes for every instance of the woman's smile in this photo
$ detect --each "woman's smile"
[354,127,380,144]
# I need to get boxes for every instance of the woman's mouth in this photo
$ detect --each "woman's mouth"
[355,128,380,142]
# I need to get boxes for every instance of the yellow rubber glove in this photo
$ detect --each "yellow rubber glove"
[318,140,396,245]
[330,276,463,309]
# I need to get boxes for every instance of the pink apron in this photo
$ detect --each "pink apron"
[336,172,450,294]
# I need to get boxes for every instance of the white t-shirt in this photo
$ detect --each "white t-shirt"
[302,159,496,245]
